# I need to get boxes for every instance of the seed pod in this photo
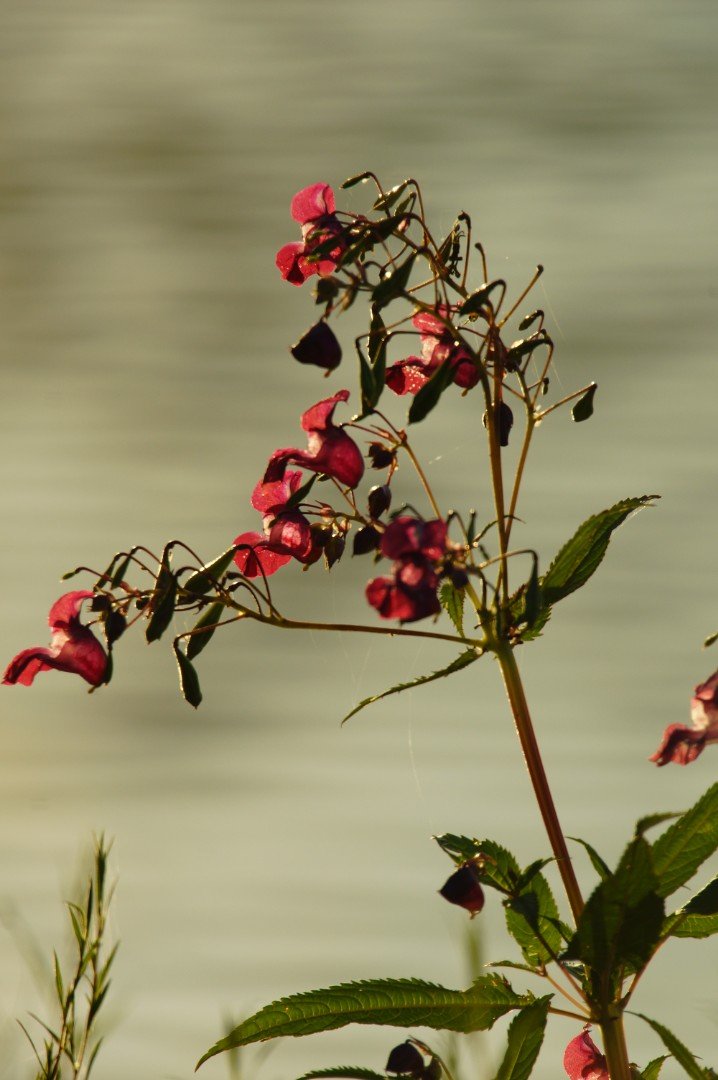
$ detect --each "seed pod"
[367,442,396,469]
[368,484,392,519]
[352,525,381,556]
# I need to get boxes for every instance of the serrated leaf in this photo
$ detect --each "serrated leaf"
[408,361,454,424]
[372,253,416,310]
[541,496,658,607]
[197,975,533,1066]
[372,179,411,212]
[565,838,664,998]
[494,997,551,1080]
[635,812,681,837]
[487,961,538,975]
[640,1056,669,1080]
[186,602,225,661]
[651,783,718,897]
[173,642,202,708]
[439,583,465,635]
[295,1069,386,1080]
[505,873,563,966]
[571,383,597,422]
[342,650,477,724]
[184,548,237,596]
[665,874,718,939]
[523,562,542,629]
[568,837,611,881]
[635,1015,710,1080]
[434,837,520,894]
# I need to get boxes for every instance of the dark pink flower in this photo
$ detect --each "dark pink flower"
[650,669,718,766]
[276,183,346,286]
[381,517,447,562]
[291,321,342,371]
[250,471,314,562]
[264,390,364,489]
[385,306,479,397]
[366,563,440,623]
[3,591,107,688]
[232,532,292,579]
[563,1031,608,1080]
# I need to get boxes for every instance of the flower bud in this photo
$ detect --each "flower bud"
[386,1041,425,1077]
[367,484,392,519]
[367,442,396,469]
[352,525,381,556]
[290,321,342,371]
[323,534,346,569]
[104,609,127,646]
[439,863,485,915]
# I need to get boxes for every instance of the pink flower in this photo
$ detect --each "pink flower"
[251,471,315,562]
[650,669,718,766]
[232,532,292,579]
[3,591,107,688]
[275,183,346,286]
[380,517,448,562]
[563,1031,609,1080]
[385,306,479,396]
[366,517,447,623]
[264,390,364,490]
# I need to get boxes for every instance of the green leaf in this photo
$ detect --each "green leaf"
[568,837,611,881]
[571,383,597,422]
[372,253,417,310]
[665,874,718,939]
[439,583,465,636]
[564,838,664,997]
[283,474,318,511]
[459,280,504,317]
[295,1070,386,1080]
[368,306,387,392]
[493,997,551,1080]
[635,812,681,837]
[197,976,533,1066]
[372,180,411,212]
[356,341,379,415]
[408,362,454,425]
[523,561,542,629]
[505,874,564,966]
[173,642,202,708]
[186,602,225,661]
[184,548,237,597]
[651,783,718,897]
[146,569,177,643]
[541,496,658,607]
[640,1056,669,1080]
[342,172,371,190]
[635,1015,711,1080]
[342,650,477,724]
[434,837,520,895]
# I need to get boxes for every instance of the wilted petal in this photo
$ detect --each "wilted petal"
[290,183,335,224]
[691,669,718,730]
[264,391,364,489]
[381,517,447,563]
[563,1031,608,1080]
[650,723,708,766]
[232,532,291,578]
[3,590,107,688]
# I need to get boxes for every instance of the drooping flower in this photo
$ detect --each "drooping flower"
[250,471,315,562]
[264,390,364,489]
[275,183,346,286]
[380,517,448,563]
[385,306,479,396]
[439,863,485,915]
[366,517,447,623]
[3,591,107,688]
[232,532,292,579]
[291,320,342,371]
[563,1030,609,1080]
[650,669,718,765]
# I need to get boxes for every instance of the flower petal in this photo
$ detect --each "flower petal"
[4,591,107,688]
[276,242,311,285]
[649,723,708,766]
[563,1031,609,1080]
[232,532,291,578]
[290,183,335,224]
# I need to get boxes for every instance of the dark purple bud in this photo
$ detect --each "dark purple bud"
[90,594,110,612]
[310,523,333,549]
[386,1042,425,1077]
[104,609,127,646]
[323,534,346,569]
[439,863,485,915]
[291,321,342,371]
[367,442,396,470]
[367,484,392,519]
[449,567,469,589]
[424,1058,442,1080]
[497,401,513,447]
[313,277,340,305]
[352,524,381,556]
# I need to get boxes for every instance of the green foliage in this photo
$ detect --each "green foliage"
[294,1070,387,1080]
[186,602,226,661]
[173,641,202,708]
[505,874,564,967]
[567,837,611,881]
[197,976,534,1067]
[665,874,718,939]
[372,180,411,212]
[564,837,664,1000]
[636,1015,713,1080]
[439,583,465,636]
[493,998,551,1080]
[640,1057,669,1080]
[183,548,237,597]
[408,362,455,425]
[146,549,177,643]
[342,650,478,724]
[459,280,504,317]
[372,254,417,310]
[434,836,521,893]
[651,783,718,898]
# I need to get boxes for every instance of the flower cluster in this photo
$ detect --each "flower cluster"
[275,183,347,286]
[366,517,449,624]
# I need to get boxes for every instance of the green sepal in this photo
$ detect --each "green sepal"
[651,782,718,898]
[186,602,225,662]
[197,975,534,1066]
[408,362,454,425]
[640,1056,669,1080]
[372,179,411,212]
[146,551,177,643]
[571,383,597,422]
[564,837,664,999]
[439,582,465,636]
[283,474,318,511]
[567,837,611,881]
[493,997,551,1080]
[341,649,477,724]
[184,548,237,597]
[459,280,504,317]
[635,1015,712,1080]
[664,874,718,939]
[703,630,718,648]
[371,253,416,310]
[173,641,202,708]
[109,550,137,588]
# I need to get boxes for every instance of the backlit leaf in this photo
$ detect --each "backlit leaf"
[408,362,454,425]
[494,997,551,1080]
[635,1015,710,1080]
[342,650,477,724]
[651,783,718,897]
[186,602,225,661]
[173,642,202,708]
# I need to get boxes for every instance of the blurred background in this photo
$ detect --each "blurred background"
[1,1,717,1077]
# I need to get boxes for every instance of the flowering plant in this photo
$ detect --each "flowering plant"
[6,174,718,1080]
